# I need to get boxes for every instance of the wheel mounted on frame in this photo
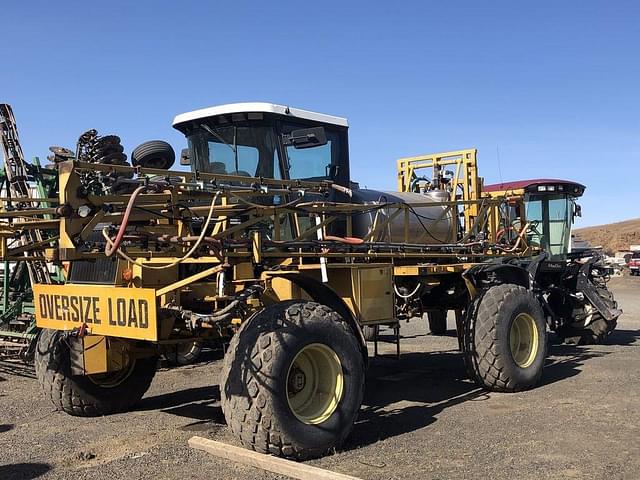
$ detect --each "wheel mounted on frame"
[34,329,158,416]
[462,284,547,392]
[220,301,365,460]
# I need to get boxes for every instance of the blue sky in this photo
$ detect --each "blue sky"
[2,1,638,227]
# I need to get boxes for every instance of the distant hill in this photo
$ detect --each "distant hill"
[574,218,640,254]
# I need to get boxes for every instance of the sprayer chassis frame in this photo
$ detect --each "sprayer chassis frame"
[0,160,541,370]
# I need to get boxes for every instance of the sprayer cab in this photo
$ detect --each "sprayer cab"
[483,179,586,256]
[172,102,351,188]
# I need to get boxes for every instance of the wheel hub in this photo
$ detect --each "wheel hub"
[286,343,344,425]
[87,360,135,388]
[288,366,307,394]
[509,312,539,368]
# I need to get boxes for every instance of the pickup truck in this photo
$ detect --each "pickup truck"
[630,252,640,276]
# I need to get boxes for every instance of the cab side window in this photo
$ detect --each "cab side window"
[281,124,340,181]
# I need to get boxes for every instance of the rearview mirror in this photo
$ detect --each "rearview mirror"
[282,127,327,149]
[180,148,190,165]
[574,203,582,218]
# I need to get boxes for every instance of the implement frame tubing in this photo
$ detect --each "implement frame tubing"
[0,160,533,322]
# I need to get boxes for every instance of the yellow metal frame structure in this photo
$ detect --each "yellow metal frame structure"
[0,157,535,371]
[397,149,482,238]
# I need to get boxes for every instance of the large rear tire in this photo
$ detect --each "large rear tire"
[221,301,365,460]
[34,329,158,416]
[463,284,547,392]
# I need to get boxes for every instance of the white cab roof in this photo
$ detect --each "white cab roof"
[172,102,348,128]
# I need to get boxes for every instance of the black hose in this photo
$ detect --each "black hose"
[196,284,264,325]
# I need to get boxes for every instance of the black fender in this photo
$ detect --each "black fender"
[266,273,368,364]
[463,260,531,296]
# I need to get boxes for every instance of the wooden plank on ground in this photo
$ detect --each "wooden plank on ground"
[188,436,362,480]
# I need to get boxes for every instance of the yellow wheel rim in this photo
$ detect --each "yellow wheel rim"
[87,360,135,388]
[509,313,539,368]
[286,343,344,425]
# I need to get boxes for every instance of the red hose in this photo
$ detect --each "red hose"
[324,235,365,245]
[105,186,146,257]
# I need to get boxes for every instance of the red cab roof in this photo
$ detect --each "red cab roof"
[483,178,585,196]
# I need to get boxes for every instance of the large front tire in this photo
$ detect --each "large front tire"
[463,284,547,392]
[221,301,365,460]
[34,329,158,416]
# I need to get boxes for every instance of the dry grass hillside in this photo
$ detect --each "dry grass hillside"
[574,218,640,254]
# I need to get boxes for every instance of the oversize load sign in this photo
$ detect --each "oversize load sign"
[33,284,158,341]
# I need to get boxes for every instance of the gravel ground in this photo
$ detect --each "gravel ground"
[1,276,638,480]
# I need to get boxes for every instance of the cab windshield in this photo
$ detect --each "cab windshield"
[186,118,341,183]
[187,123,282,179]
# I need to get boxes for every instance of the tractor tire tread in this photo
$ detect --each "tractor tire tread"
[463,284,545,392]
[34,329,157,417]
[131,140,175,169]
[221,301,364,460]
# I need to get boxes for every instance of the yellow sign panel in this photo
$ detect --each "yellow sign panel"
[33,284,158,341]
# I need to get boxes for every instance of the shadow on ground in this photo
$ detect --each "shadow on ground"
[0,463,51,480]
[347,329,632,450]
[138,385,224,431]
[0,424,14,433]
[543,328,639,385]
[605,328,639,346]
[134,328,638,447]
[346,349,482,449]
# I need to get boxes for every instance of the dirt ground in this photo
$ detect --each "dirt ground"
[1,276,638,480]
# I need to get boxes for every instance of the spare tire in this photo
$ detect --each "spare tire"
[132,140,175,170]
